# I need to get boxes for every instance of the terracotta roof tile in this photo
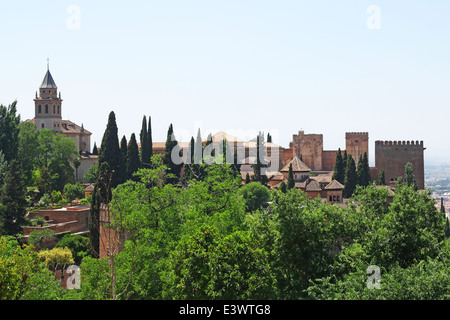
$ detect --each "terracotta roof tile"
[280,156,311,172]
[324,180,345,190]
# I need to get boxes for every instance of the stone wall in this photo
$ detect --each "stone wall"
[375,140,425,189]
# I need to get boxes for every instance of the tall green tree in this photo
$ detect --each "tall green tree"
[0,152,7,188]
[127,133,141,181]
[98,111,123,188]
[0,160,27,236]
[252,132,269,186]
[140,116,150,167]
[332,148,345,184]
[287,163,295,190]
[376,169,386,185]
[343,155,357,198]
[148,116,153,159]
[92,142,98,155]
[0,101,20,163]
[405,162,417,190]
[48,133,78,191]
[163,124,182,185]
[342,150,348,170]
[120,135,128,183]
[182,136,195,185]
[18,121,40,186]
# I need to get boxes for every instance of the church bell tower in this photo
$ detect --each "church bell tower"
[34,63,63,132]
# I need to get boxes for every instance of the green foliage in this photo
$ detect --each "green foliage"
[140,116,151,166]
[92,142,98,155]
[0,236,63,300]
[56,234,91,265]
[0,101,20,163]
[405,162,417,190]
[83,162,98,183]
[0,160,27,236]
[163,124,182,185]
[163,226,276,300]
[99,111,123,188]
[343,155,357,198]
[238,182,271,212]
[126,133,141,181]
[28,229,56,250]
[357,152,370,187]
[376,169,386,185]
[252,132,269,186]
[38,247,74,269]
[287,163,295,190]
[332,148,345,184]
[63,182,85,202]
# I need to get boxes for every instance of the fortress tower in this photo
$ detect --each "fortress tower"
[289,131,323,171]
[346,132,369,165]
[375,140,425,189]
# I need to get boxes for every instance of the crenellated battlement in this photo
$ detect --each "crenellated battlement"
[376,140,424,147]
[346,132,369,137]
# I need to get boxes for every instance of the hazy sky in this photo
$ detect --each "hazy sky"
[1,1,449,165]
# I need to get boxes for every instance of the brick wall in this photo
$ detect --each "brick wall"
[375,140,425,189]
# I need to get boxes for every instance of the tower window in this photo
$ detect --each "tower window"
[53,105,56,114]
[41,123,45,128]
[38,105,42,113]
[45,105,48,113]
[57,105,60,114]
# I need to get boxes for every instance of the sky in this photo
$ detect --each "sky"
[1,0,449,165]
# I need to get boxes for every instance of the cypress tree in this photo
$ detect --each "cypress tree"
[332,148,345,184]
[252,132,269,186]
[362,152,370,186]
[287,163,295,190]
[343,150,348,170]
[377,169,386,185]
[90,162,112,257]
[357,154,365,186]
[163,124,182,184]
[405,162,417,190]
[182,136,195,184]
[280,181,287,193]
[0,101,20,163]
[0,160,27,237]
[192,129,204,181]
[245,172,251,184]
[140,116,150,166]
[148,116,153,159]
[120,135,128,182]
[440,198,445,216]
[343,155,356,198]
[127,133,141,181]
[92,142,98,155]
[98,111,122,188]
[445,219,450,239]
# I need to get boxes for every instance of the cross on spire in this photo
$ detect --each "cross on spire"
[47,56,50,70]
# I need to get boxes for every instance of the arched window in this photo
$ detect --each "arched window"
[57,105,60,114]
[38,105,42,113]
[45,105,48,113]
[41,123,45,128]
[53,105,56,114]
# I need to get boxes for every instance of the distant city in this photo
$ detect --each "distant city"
[426,161,450,217]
